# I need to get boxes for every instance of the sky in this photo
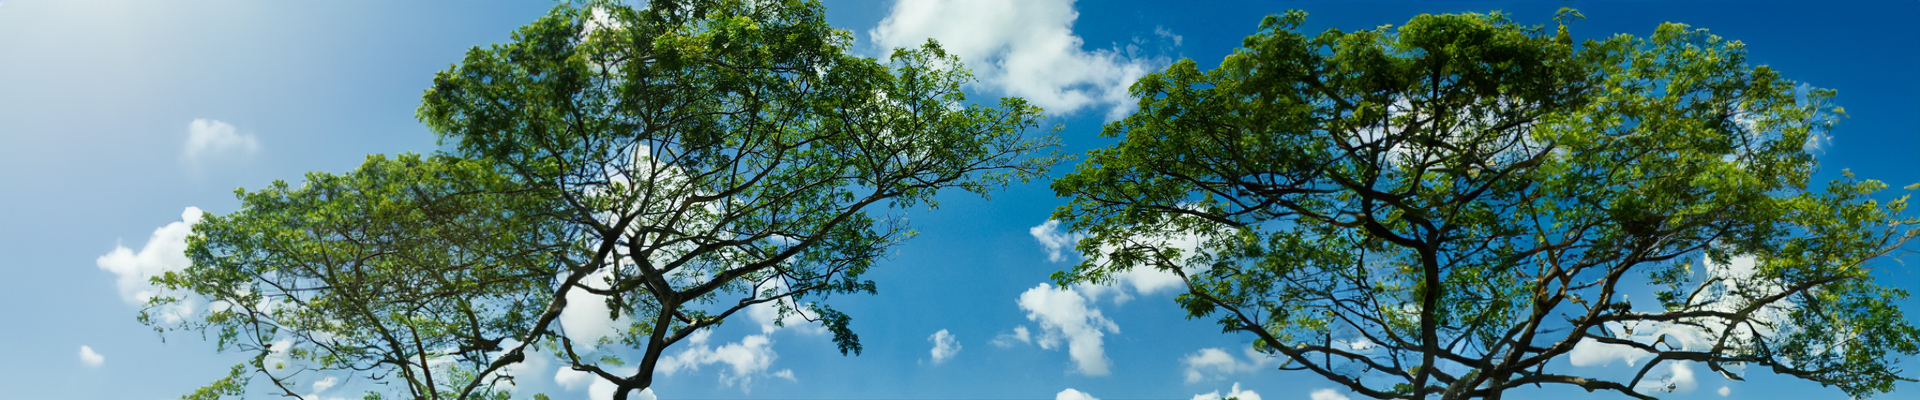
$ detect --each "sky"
[2,1,1918,399]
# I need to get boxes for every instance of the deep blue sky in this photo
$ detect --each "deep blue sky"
[2,1,1916,399]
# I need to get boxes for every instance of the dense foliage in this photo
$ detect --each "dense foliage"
[1052,10,1919,400]
[153,1,1061,399]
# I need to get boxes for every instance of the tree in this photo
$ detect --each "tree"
[1050,9,1919,400]
[151,1,1061,399]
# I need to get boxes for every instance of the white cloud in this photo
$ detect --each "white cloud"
[1018,283,1119,375]
[870,0,1163,120]
[264,339,294,371]
[1027,220,1198,306]
[96,207,203,324]
[1190,383,1261,400]
[78,345,104,367]
[183,119,259,162]
[311,376,338,392]
[554,367,594,391]
[1056,388,1101,400]
[745,281,826,335]
[928,329,961,364]
[558,267,633,348]
[1718,386,1731,396]
[1636,361,1699,394]
[1567,337,1652,367]
[559,365,657,400]
[495,348,549,393]
[655,333,784,390]
[1181,347,1272,383]
[1031,220,1084,263]
[588,378,656,400]
[1308,388,1350,400]
[992,325,1032,348]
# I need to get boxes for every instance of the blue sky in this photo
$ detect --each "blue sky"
[2,1,1918,399]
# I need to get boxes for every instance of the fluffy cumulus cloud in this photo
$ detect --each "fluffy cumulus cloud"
[654,329,794,391]
[1056,388,1101,400]
[869,0,1165,120]
[78,345,104,367]
[1030,220,1084,263]
[557,267,633,348]
[1006,220,1218,375]
[183,119,259,162]
[1567,335,1652,367]
[554,367,594,391]
[96,207,204,324]
[928,329,961,364]
[1181,347,1272,383]
[1718,386,1731,396]
[493,345,550,393]
[1017,283,1119,375]
[1190,383,1261,400]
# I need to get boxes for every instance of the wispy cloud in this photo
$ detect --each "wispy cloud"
[991,325,1032,348]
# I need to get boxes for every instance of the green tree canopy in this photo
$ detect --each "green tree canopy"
[152,1,1061,399]
[1051,10,1918,400]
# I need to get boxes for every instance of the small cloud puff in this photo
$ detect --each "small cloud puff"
[928,329,961,364]
[183,119,259,162]
[78,345,105,367]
